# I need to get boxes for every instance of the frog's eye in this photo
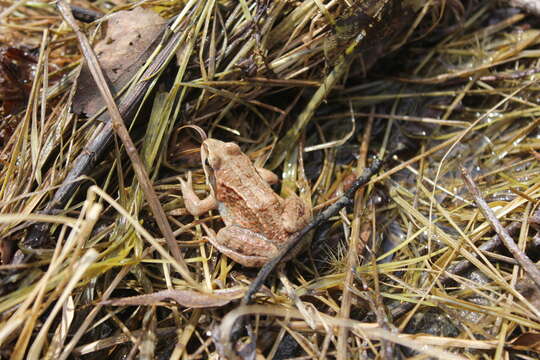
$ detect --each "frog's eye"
[205,154,220,169]
[225,142,241,155]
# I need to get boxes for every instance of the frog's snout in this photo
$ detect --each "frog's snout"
[201,139,222,169]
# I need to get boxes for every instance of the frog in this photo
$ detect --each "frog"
[180,139,311,267]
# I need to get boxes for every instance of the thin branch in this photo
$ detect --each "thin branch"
[461,167,540,290]
[390,222,521,320]
[221,153,389,357]
[241,155,385,306]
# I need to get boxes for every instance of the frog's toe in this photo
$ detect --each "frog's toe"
[201,223,217,238]
[179,171,193,187]
[209,226,278,267]
[206,238,272,267]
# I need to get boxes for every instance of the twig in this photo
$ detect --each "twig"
[389,222,521,320]
[241,156,385,305]
[479,67,540,82]
[222,154,388,357]
[461,168,540,290]
[56,1,196,287]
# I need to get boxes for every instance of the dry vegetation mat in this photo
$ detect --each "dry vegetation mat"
[2,0,540,358]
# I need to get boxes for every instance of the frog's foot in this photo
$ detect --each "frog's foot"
[205,225,278,267]
[179,171,217,216]
[282,194,311,233]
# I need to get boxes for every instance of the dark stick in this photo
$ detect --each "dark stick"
[222,155,387,355]
[461,167,540,289]
[241,156,384,306]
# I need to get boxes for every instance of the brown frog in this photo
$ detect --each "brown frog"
[180,139,311,267]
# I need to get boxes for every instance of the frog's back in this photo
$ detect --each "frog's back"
[215,156,289,242]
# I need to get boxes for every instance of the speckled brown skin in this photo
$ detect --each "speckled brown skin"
[180,139,310,267]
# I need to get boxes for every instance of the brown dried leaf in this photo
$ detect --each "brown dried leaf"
[102,288,244,308]
[72,7,167,117]
[510,333,540,352]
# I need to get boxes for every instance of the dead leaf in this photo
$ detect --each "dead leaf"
[102,288,244,308]
[72,7,167,117]
[510,332,540,352]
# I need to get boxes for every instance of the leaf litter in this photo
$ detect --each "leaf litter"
[1,0,540,359]
[72,6,168,118]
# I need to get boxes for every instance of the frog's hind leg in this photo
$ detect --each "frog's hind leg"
[205,225,278,267]
[282,194,311,233]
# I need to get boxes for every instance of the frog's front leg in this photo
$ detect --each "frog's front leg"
[207,225,279,267]
[179,172,217,216]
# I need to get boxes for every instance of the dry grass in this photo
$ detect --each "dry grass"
[2,0,540,359]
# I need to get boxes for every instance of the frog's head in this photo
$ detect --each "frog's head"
[201,139,241,171]
[201,139,242,192]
